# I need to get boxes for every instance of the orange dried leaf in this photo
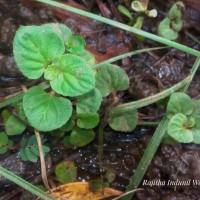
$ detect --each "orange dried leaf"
[41,182,123,200]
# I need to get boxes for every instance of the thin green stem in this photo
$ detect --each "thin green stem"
[0,82,49,109]
[36,0,200,57]
[91,46,168,70]
[109,75,191,117]
[0,166,55,200]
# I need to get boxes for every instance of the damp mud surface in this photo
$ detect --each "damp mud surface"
[0,0,200,199]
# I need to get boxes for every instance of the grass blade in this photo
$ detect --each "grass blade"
[0,166,55,200]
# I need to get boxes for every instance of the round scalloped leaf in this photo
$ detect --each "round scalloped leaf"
[158,18,178,40]
[76,88,102,114]
[77,113,99,129]
[167,113,193,143]
[13,25,65,79]
[45,54,95,96]
[0,132,8,146]
[70,127,95,147]
[2,110,26,136]
[41,23,72,43]
[77,50,96,65]
[66,35,86,54]
[23,86,72,131]
[95,64,129,97]
[109,110,138,132]
[167,92,193,117]
[5,115,26,136]
[55,161,77,184]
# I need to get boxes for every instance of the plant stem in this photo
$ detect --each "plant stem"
[109,75,191,116]
[34,130,51,191]
[91,47,168,70]
[36,0,200,57]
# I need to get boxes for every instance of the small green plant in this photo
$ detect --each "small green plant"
[1,22,136,153]
[166,92,200,143]
[118,0,157,40]
[158,1,185,40]
[20,135,50,162]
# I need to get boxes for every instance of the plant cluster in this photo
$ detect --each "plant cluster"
[0,23,138,161]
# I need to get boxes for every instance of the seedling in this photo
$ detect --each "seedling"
[0,23,136,157]
[158,1,185,40]
[118,0,157,40]
[166,92,200,144]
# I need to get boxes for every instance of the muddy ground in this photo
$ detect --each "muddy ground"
[0,0,200,199]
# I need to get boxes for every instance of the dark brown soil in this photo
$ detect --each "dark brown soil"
[0,0,200,200]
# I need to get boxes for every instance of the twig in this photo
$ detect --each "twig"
[34,130,51,191]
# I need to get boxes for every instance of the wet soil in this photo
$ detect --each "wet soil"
[0,0,200,200]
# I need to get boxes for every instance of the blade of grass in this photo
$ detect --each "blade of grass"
[109,75,191,116]
[0,166,55,200]
[122,57,200,200]
[36,0,200,57]
[91,46,168,70]
[0,82,49,108]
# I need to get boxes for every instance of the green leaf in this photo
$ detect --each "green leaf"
[95,64,129,97]
[23,86,72,131]
[77,49,96,65]
[66,35,86,54]
[131,1,146,12]
[0,147,7,154]
[55,161,77,183]
[70,127,95,147]
[2,110,26,136]
[117,5,132,20]
[158,18,178,40]
[20,147,29,161]
[167,113,193,143]
[41,23,72,43]
[13,25,65,79]
[76,88,102,114]
[167,92,193,117]
[168,2,184,20]
[171,19,183,32]
[44,54,95,97]
[191,100,200,117]
[191,117,200,144]
[25,148,38,162]
[109,110,138,132]
[5,115,26,135]
[0,132,8,146]
[60,118,75,132]
[63,136,73,148]
[77,113,99,129]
